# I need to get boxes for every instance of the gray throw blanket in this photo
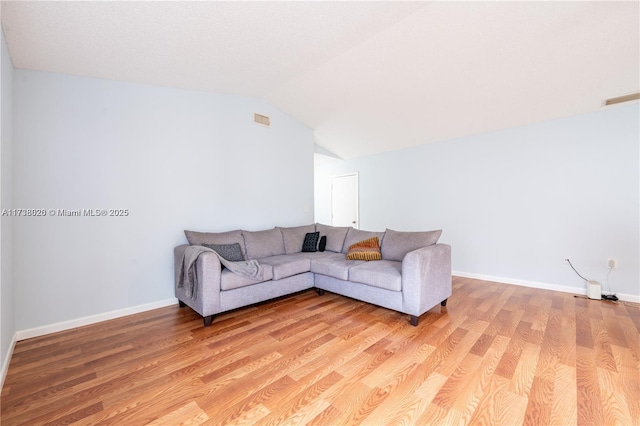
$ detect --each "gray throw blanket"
[177,245,264,300]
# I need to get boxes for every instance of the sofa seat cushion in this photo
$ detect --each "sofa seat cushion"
[310,252,364,280]
[220,264,274,290]
[289,251,337,264]
[257,254,311,280]
[349,260,402,291]
[297,251,338,261]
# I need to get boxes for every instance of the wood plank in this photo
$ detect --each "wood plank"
[523,376,553,425]
[205,375,296,426]
[146,401,209,426]
[379,373,449,425]
[610,343,640,422]
[576,345,605,425]
[449,336,511,424]
[495,320,532,379]
[550,362,577,425]
[509,342,541,397]
[432,353,483,410]
[466,376,528,426]
[597,366,632,425]
[558,296,577,367]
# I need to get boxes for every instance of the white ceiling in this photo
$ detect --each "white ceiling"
[2,1,639,159]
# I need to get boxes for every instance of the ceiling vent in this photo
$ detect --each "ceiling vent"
[254,113,271,127]
[603,92,640,106]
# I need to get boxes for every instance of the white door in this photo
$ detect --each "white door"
[331,173,359,229]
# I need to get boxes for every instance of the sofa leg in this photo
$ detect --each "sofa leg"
[178,300,186,308]
[316,288,325,296]
[410,315,419,326]
[203,315,214,327]
[441,298,448,307]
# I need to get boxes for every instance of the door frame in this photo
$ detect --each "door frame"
[331,172,359,229]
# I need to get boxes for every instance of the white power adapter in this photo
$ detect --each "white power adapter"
[587,280,602,300]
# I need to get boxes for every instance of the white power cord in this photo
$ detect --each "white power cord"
[603,266,618,301]
[606,266,614,294]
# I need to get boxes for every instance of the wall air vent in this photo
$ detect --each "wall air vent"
[603,92,640,106]
[254,113,271,127]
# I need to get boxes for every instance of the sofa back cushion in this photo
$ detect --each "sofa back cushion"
[316,223,351,253]
[277,224,316,254]
[342,228,385,254]
[242,228,286,259]
[381,229,442,261]
[184,229,246,260]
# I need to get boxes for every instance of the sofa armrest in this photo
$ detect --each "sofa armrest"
[401,243,452,316]
[174,245,223,317]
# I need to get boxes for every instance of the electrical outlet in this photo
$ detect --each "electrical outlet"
[607,258,617,269]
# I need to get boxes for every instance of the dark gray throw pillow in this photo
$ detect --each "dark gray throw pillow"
[301,232,319,252]
[318,235,327,252]
[202,243,244,262]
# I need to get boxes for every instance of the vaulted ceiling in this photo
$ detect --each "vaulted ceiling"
[2,1,638,159]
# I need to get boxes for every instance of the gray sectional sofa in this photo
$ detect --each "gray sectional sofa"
[174,223,451,327]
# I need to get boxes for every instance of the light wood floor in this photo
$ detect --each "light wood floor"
[2,277,639,425]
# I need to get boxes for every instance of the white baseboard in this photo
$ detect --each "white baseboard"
[453,271,640,303]
[16,298,179,341]
[1,332,17,390]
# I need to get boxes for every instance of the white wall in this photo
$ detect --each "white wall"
[315,104,640,300]
[1,28,15,384]
[13,70,314,331]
